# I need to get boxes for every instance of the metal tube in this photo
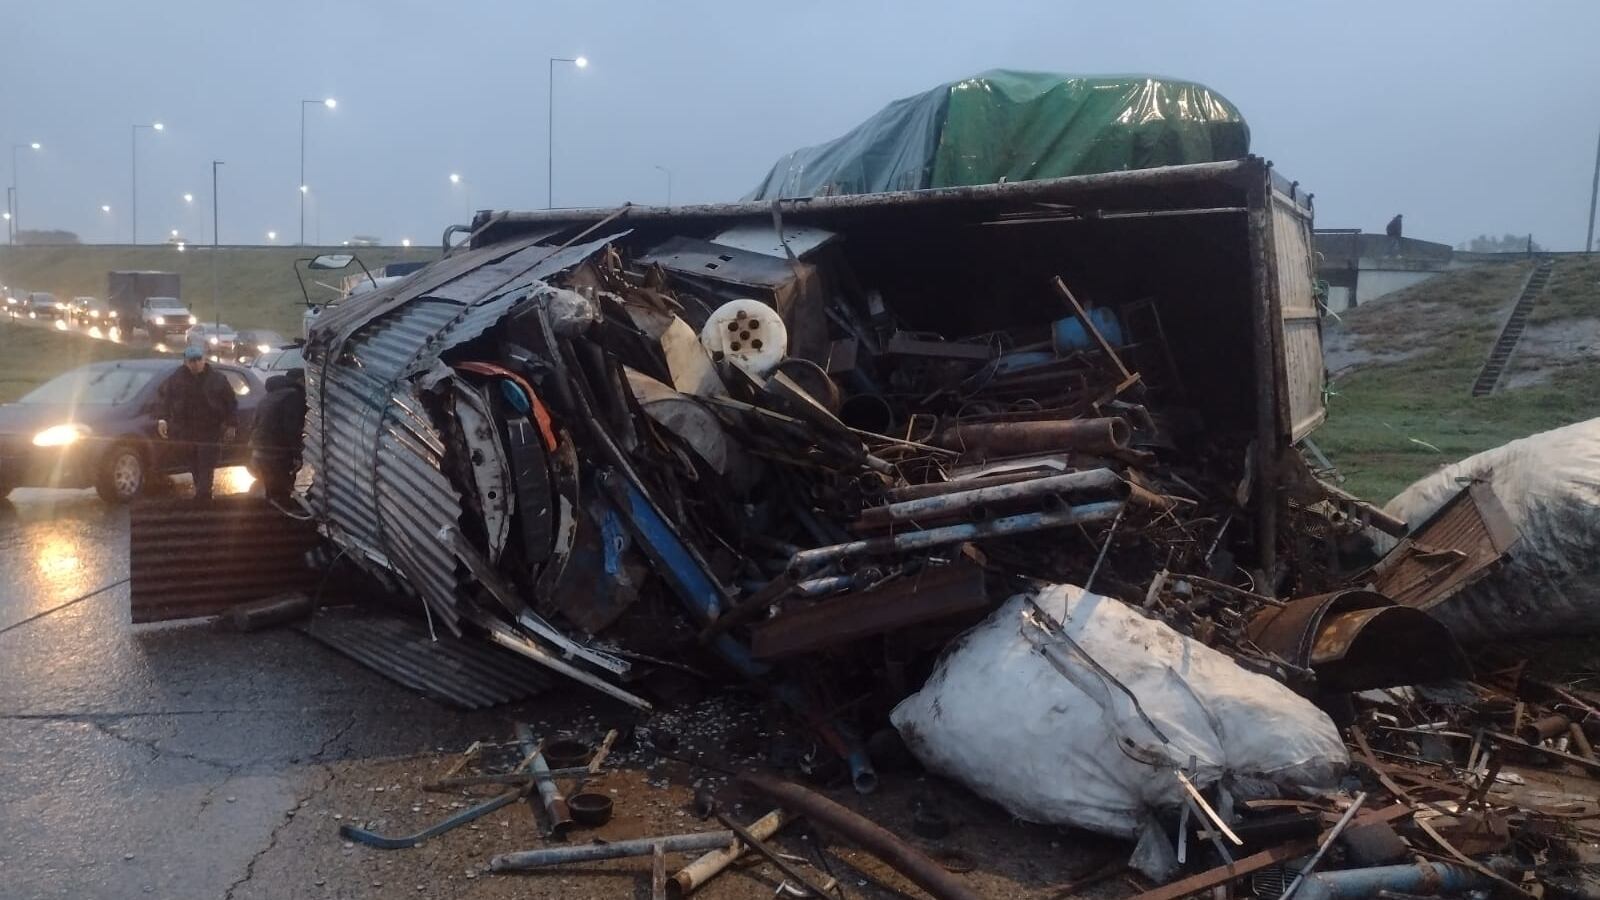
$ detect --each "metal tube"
[491,830,737,871]
[856,468,1120,528]
[884,469,1055,502]
[788,501,1123,574]
[529,751,573,838]
[299,101,306,245]
[1291,861,1493,900]
[1281,792,1367,900]
[739,773,984,900]
[667,810,787,899]
[934,417,1131,456]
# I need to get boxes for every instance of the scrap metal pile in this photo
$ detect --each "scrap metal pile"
[303,216,1351,773]
[291,165,1600,893]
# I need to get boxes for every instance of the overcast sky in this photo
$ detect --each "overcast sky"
[4,1,1598,248]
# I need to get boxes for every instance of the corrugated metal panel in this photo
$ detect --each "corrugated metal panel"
[304,233,622,634]
[1370,482,1519,611]
[1271,188,1325,441]
[129,497,322,623]
[299,607,550,709]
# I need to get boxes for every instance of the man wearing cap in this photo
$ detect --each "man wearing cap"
[157,346,238,501]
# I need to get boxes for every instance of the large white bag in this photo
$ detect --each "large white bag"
[1381,417,1600,642]
[891,584,1346,873]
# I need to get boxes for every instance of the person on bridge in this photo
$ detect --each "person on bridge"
[157,346,238,501]
[249,369,306,504]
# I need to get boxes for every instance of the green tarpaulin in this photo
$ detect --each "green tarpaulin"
[746,70,1249,200]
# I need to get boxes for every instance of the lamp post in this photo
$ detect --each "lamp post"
[547,55,588,209]
[212,160,224,327]
[131,122,164,244]
[1586,124,1600,253]
[300,97,336,245]
[9,141,40,245]
[654,165,673,206]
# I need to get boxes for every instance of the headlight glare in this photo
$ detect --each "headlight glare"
[33,424,90,447]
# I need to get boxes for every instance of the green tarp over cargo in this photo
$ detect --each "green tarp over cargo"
[745,70,1249,200]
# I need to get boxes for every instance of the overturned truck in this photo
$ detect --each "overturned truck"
[298,156,1360,784]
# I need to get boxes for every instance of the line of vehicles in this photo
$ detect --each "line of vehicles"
[0,253,421,504]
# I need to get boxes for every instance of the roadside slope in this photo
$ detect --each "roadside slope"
[1315,256,1600,502]
[0,244,439,336]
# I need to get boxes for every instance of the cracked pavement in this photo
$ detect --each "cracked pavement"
[0,487,523,898]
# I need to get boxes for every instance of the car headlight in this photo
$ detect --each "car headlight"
[55,302,69,310]
[257,343,272,354]
[188,315,198,325]
[53,319,67,331]
[153,315,165,325]
[208,336,219,345]
[4,297,15,305]
[90,310,100,318]
[33,424,90,447]
[109,311,118,318]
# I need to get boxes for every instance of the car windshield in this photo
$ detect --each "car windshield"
[19,364,156,406]
[272,347,304,369]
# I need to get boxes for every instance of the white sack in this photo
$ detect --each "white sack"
[891,584,1346,850]
[1380,417,1600,642]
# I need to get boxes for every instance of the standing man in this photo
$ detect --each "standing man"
[158,346,238,501]
[249,369,306,503]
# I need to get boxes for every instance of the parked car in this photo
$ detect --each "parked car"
[249,344,304,374]
[4,292,18,318]
[22,291,70,324]
[139,296,196,341]
[70,296,118,328]
[235,329,290,363]
[0,359,262,502]
[186,322,240,358]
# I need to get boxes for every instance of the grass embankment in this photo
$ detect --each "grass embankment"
[1316,257,1600,503]
[0,321,162,402]
[0,244,438,336]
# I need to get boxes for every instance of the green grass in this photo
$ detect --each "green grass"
[0,244,439,336]
[1316,257,1600,502]
[0,320,162,402]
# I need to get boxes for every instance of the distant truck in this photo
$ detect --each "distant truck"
[107,271,181,331]
[139,296,196,341]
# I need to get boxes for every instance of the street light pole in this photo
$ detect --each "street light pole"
[547,56,588,209]
[10,141,40,245]
[654,165,673,206]
[1586,124,1600,253]
[212,160,224,328]
[131,122,163,244]
[300,98,336,246]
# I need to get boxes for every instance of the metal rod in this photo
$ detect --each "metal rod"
[788,501,1123,574]
[299,101,306,245]
[855,469,1120,529]
[492,831,738,871]
[1280,791,1368,900]
[739,773,983,900]
[934,417,1130,456]
[668,810,788,899]
[713,811,837,898]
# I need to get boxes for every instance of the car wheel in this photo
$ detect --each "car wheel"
[95,444,146,504]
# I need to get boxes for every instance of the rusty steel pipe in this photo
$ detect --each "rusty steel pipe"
[934,416,1131,456]
[739,772,983,900]
[1522,714,1572,744]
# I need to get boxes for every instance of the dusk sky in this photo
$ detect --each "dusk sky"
[4,1,1598,247]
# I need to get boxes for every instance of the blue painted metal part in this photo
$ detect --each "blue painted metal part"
[1052,308,1124,353]
[1292,861,1492,900]
[597,469,769,679]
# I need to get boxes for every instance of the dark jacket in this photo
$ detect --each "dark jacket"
[158,364,238,441]
[250,375,307,457]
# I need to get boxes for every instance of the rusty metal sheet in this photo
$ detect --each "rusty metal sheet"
[129,496,322,623]
[298,606,550,709]
[1246,589,1470,693]
[750,563,988,660]
[1369,482,1519,611]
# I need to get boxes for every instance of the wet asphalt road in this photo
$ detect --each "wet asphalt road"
[0,486,513,899]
